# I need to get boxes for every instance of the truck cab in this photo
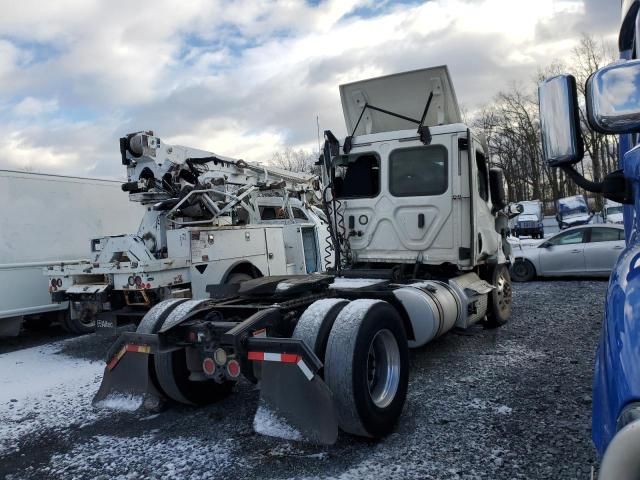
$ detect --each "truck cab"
[603,199,624,224]
[512,200,544,239]
[323,67,513,280]
[537,3,640,475]
[555,194,592,230]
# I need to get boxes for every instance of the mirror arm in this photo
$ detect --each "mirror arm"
[560,165,602,193]
[560,166,633,204]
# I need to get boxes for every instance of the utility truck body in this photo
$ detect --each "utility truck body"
[0,170,140,336]
[44,133,328,333]
[93,67,519,446]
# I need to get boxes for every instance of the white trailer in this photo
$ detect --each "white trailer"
[0,170,141,336]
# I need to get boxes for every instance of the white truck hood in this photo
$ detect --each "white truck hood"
[564,213,591,224]
[339,66,462,135]
[607,213,624,224]
[518,214,539,222]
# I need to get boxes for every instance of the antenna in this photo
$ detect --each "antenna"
[316,115,321,153]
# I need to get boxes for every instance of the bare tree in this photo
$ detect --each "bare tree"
[270,146,319,174]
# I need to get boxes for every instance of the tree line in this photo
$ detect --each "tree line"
[472,34,618,211]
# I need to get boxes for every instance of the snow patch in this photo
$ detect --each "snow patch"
[495,405,513,415]
[253,403,303,441]
[94,393,143,411]
[0,339,105,454]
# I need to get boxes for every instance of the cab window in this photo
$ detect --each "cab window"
[335,154,380,199]
[476,150,489,202]
[547,229,585,246]
[389,145,448,197]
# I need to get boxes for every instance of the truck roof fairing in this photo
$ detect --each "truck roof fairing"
[339,66,462,136]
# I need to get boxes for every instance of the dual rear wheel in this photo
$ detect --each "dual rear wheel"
[293,298,409,438]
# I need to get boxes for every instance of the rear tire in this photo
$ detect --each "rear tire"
[485,264,512,328]
[292,299,349,366]
[226,273,253,285]
[154,350,233,405]
[140,300,234,406]
[324,300,409,438]
[510,259,536,282]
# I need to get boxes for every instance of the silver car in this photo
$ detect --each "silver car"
[510,224,625,281]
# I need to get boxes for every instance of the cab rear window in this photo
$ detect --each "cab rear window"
[389,146,448,197]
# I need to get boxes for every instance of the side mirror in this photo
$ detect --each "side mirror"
[538,75,584,167]
[540,241,552,249]
[586,60,640,134]
[489,167,507,211]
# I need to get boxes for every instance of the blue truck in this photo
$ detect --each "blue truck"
[538,2,640,477]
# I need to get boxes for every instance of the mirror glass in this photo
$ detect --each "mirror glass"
[586,60,640,134]
[538,75,584,167]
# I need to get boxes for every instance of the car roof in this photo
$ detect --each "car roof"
[557,224,624,234]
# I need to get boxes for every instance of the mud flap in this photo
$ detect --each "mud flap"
[257,361,338,445]
[92,347,164,411]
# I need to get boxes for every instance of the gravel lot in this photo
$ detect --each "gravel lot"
[0,280,606,479]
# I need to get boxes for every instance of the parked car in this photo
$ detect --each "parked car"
[510,224,625,281]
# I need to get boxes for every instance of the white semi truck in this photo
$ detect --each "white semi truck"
[555,194,593,229]
[0,170,142,336]
[94,67,521,445]
[44,132,329,334]
[512,200,544,238]
[603,199,624,224]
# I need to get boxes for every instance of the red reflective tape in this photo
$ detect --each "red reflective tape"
[281,353,300,363]
[248,351,265,361]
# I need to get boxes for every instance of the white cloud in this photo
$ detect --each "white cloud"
[0,0,621,177]
[13,97,59,117]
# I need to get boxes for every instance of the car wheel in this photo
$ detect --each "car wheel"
[511,260,536,282]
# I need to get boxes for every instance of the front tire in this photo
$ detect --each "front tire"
[485,264,512,328]
[324,300,409,438]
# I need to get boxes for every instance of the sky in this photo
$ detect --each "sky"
[0,0,619,178]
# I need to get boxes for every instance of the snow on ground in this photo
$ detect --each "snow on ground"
[253,403,303,441]
[93,393,144,412]
[47,434,237,480]
[0,338,104,455]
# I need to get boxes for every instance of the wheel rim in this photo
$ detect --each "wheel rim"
[495,269,512,314]
[512,263,528,278]
[366,329,401,409]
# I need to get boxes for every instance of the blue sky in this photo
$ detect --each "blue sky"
[0,0,618,178]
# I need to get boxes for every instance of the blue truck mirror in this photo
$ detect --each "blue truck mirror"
[586,59,640,134]
[538,75,584,167]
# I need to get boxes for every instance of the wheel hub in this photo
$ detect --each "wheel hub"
[366,329,401,409]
